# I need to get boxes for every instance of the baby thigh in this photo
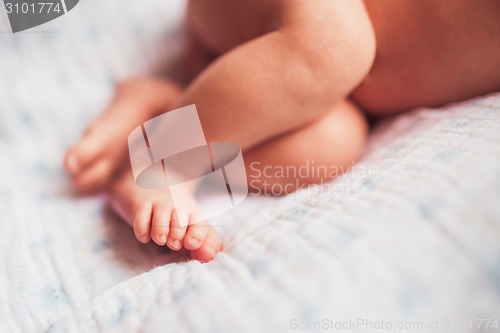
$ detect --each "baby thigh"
[245,100,368,195]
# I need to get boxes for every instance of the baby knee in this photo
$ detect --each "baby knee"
[281,0,376,104]
[320,100,368,170]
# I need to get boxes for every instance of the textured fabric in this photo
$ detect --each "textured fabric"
[0,0,499,332]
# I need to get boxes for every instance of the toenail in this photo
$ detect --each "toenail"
[139,235,150,243]
[188,237,200,247]
[158,235,167,244]
[170,239,181,250]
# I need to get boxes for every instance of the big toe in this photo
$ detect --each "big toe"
[64,137,101,175]
[72,158,115,193]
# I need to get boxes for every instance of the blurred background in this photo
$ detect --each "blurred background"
[0,0,499,332]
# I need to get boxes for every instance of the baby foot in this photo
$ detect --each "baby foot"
[109,167,222,262]
[64,77,181,193]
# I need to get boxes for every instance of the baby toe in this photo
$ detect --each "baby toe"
[166,209,189,251]
[132,202,153,244]
[183,213,209,251]
[151,203,171,246]
[65,136,101,175]
[190,228,222,262]
[72,159,113,193]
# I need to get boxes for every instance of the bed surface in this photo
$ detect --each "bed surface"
[1,1,499,332]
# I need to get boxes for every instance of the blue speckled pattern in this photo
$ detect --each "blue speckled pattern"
[0,1,500,332]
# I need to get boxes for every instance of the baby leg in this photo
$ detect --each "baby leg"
[106,99,365,262]
[245,100,367,194]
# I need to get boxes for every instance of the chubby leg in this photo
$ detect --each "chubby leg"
[106,99,364,262]
[175,0,375,153]
[65,0,375,193]
[245,100,368,195]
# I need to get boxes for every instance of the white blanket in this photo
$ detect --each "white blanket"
[1,1,499,332]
